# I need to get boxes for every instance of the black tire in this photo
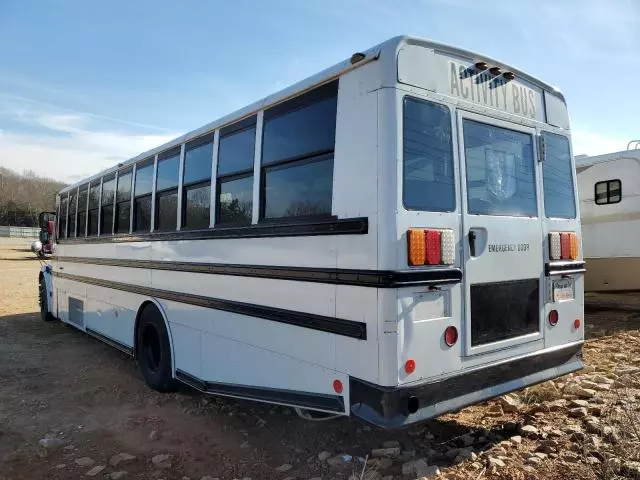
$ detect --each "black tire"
[136,304,178,393]
[39,276,55,322]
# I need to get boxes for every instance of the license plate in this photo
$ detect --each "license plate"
[553,277,574,302]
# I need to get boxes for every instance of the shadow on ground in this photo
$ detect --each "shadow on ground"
[0,311,509,475]
[585,291,640,340]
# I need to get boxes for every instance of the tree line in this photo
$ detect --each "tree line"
[0,167,66,227]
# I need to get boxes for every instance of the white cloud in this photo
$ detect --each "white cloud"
[571,128,633,157]
[0,97,178,184]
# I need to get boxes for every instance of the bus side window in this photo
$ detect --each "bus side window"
[77,185,88,237]
[403,97,456,213]
[100,176,116,235]
[133,161,154,232]
[68,190,77,238]
[115,170,132,233]
[87,181,101,236]
[58,194,68,239]
[261,81,337,220]
[183,134,214,230]
[216,118,256,225]
[155,149,180,232]
[542,132,577,218]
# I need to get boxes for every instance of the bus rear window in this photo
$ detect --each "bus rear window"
[542,132,576,218]
[403,97,455,212]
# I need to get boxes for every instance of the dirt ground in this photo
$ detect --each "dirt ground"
[1,237,639,480]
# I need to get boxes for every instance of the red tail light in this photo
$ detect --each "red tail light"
[560,233,571,260]
[550,232,579,260]
[425,230,441,265]
[548,310,559,326]
[333,379,343,394]
[407,228,455,266]
[444,326,458,347]
[573,319,581,329]
[404,359,416,374]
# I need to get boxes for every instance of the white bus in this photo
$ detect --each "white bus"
[40,36,584,428]
[577,142,640,291]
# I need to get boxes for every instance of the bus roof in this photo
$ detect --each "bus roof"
[59,35,566,195]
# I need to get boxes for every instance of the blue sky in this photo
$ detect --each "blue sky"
[0,0,638,183]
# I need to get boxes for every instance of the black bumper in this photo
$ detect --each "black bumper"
[350,342,583,428]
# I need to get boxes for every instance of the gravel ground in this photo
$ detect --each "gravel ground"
[0,238,639,480]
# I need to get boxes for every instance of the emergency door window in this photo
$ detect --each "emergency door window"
[463,120,537,217]
[595,180,621,205]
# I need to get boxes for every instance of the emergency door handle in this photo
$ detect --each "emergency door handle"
[468,230,477,257]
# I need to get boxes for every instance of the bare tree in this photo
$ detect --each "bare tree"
[0,166,65,226]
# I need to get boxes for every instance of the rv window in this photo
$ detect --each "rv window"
[403,97,455,212]
[595,179,621,205]
[542,133,576,218]
[463,120,537,217]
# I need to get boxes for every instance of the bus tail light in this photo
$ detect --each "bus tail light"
[425,230,441,265]
[444,326,458,347]
[441,229,456,264]
[574,319,581,330]
[407,229,426,266]
[333,379,343,394]
[404,359,416,374]
[548,310,559,326]
[407,228,455,266]
[569,233,579,259]
[560,233,571,259]
[549,232,579,260]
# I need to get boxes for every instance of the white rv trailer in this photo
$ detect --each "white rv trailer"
[577,142,640,291]
[39,36,584,428]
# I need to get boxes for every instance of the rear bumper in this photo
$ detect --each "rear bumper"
[350,342,583,428]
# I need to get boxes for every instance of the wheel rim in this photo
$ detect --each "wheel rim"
[142,325,162,373]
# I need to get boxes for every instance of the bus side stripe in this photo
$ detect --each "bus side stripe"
[85,327,134,356]
[175,369,345,413]
[55,256,463,288]
[56,216,368,244]
[53,271,367,340]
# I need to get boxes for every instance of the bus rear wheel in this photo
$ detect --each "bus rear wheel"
[39,276,55,322]
[136,304,178,393]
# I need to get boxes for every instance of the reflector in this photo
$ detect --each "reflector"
[333,379,343,394]
[444,326,458,347]
[404,359,416,374]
